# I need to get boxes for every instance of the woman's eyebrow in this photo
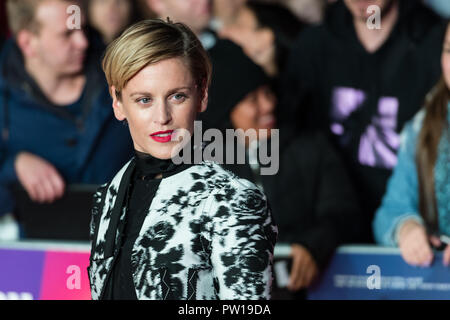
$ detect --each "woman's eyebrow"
[129,87,193,98]
[166,87,193,95]
[129,91,152,98]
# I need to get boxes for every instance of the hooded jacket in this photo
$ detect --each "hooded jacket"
[280,0,446,241]
[0,39,133,215]
[200,37,269,131]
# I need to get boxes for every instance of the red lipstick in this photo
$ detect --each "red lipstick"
[150,130,174,143]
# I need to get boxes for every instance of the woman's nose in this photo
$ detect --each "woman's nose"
[153,101,172,124]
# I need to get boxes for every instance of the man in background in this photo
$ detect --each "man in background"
[280,0,446,242]
[0,0,133,239]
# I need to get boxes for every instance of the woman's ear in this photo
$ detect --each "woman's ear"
[111,86,126,121]
[198,88,208,113]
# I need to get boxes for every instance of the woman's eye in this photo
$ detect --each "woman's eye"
[172,93,187,102]
[137,97,151,104]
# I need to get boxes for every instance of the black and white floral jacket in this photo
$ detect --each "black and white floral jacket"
[88,159,278,300]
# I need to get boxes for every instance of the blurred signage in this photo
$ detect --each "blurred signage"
[0,242,91,300]
[2,243,450,300]
[308,246,450,300]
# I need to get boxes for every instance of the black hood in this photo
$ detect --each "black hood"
[199,39,270,131]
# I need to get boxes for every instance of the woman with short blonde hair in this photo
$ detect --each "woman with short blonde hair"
[88,19,277,300]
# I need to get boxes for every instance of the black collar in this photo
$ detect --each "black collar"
[134,150,179,180]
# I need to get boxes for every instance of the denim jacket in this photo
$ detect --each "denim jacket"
[373,103,450,246]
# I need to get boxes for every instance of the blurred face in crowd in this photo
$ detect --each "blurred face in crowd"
[21,0,88,75]
[112,58,208,159]
[230,85,277,141]
[213,0,247,26]
[89,0,132,43]
[146,0,211,35]
[441,25,450,89]
[219,7,276,76]
[344,0,394,21]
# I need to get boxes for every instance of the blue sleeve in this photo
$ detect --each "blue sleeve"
[0,86,18,216]
[0,83,18,184]
[0,151,17,216]
[0,152,18,183]
[372,118,424,246]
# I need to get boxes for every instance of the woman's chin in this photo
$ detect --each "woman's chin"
[136,144,176,160]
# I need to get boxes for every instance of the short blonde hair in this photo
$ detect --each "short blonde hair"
[102,19,212,101]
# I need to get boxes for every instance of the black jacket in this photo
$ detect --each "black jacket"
[280,0,446,241]
[223,131,362,270]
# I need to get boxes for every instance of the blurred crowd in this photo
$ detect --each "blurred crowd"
[1,0,450,298]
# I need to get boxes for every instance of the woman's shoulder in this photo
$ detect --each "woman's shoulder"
[407,108,426,133]
[182,160,263,193]
[398,108,426,152]
[92,159,134,199]
[188,162,272,229]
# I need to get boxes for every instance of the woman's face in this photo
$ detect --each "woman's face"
[89,0,132,43]
[112,58,207,159]
[230,85,277,141]
[442,25,450,89]
[214,0,249,26]
[219,7,276,76]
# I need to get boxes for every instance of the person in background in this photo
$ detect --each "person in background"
[280,0,446,242]
[215,0,326,25]
[0,0,133,239]
[0,35,4,52]
[0,0,8,50]
[373,22,450,267]
[143,0,212,37]
[87,0,139,45]
[143,0,272,134]
[424,0,450,19]
[216,0,303,78]
[212,0,247,29]
[275,0,327,24]
[203,50,361,299]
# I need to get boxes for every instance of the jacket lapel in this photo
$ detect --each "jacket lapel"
[103,158,136,258]
[90,159,136,299]
[92,158,135,260]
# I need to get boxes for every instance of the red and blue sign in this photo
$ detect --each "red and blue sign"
[0,242,91,300]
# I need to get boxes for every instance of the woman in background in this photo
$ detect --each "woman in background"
[200,51,362,299]
[87,0,139,45]
[214,0,303,78]
[373,22,450,267]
